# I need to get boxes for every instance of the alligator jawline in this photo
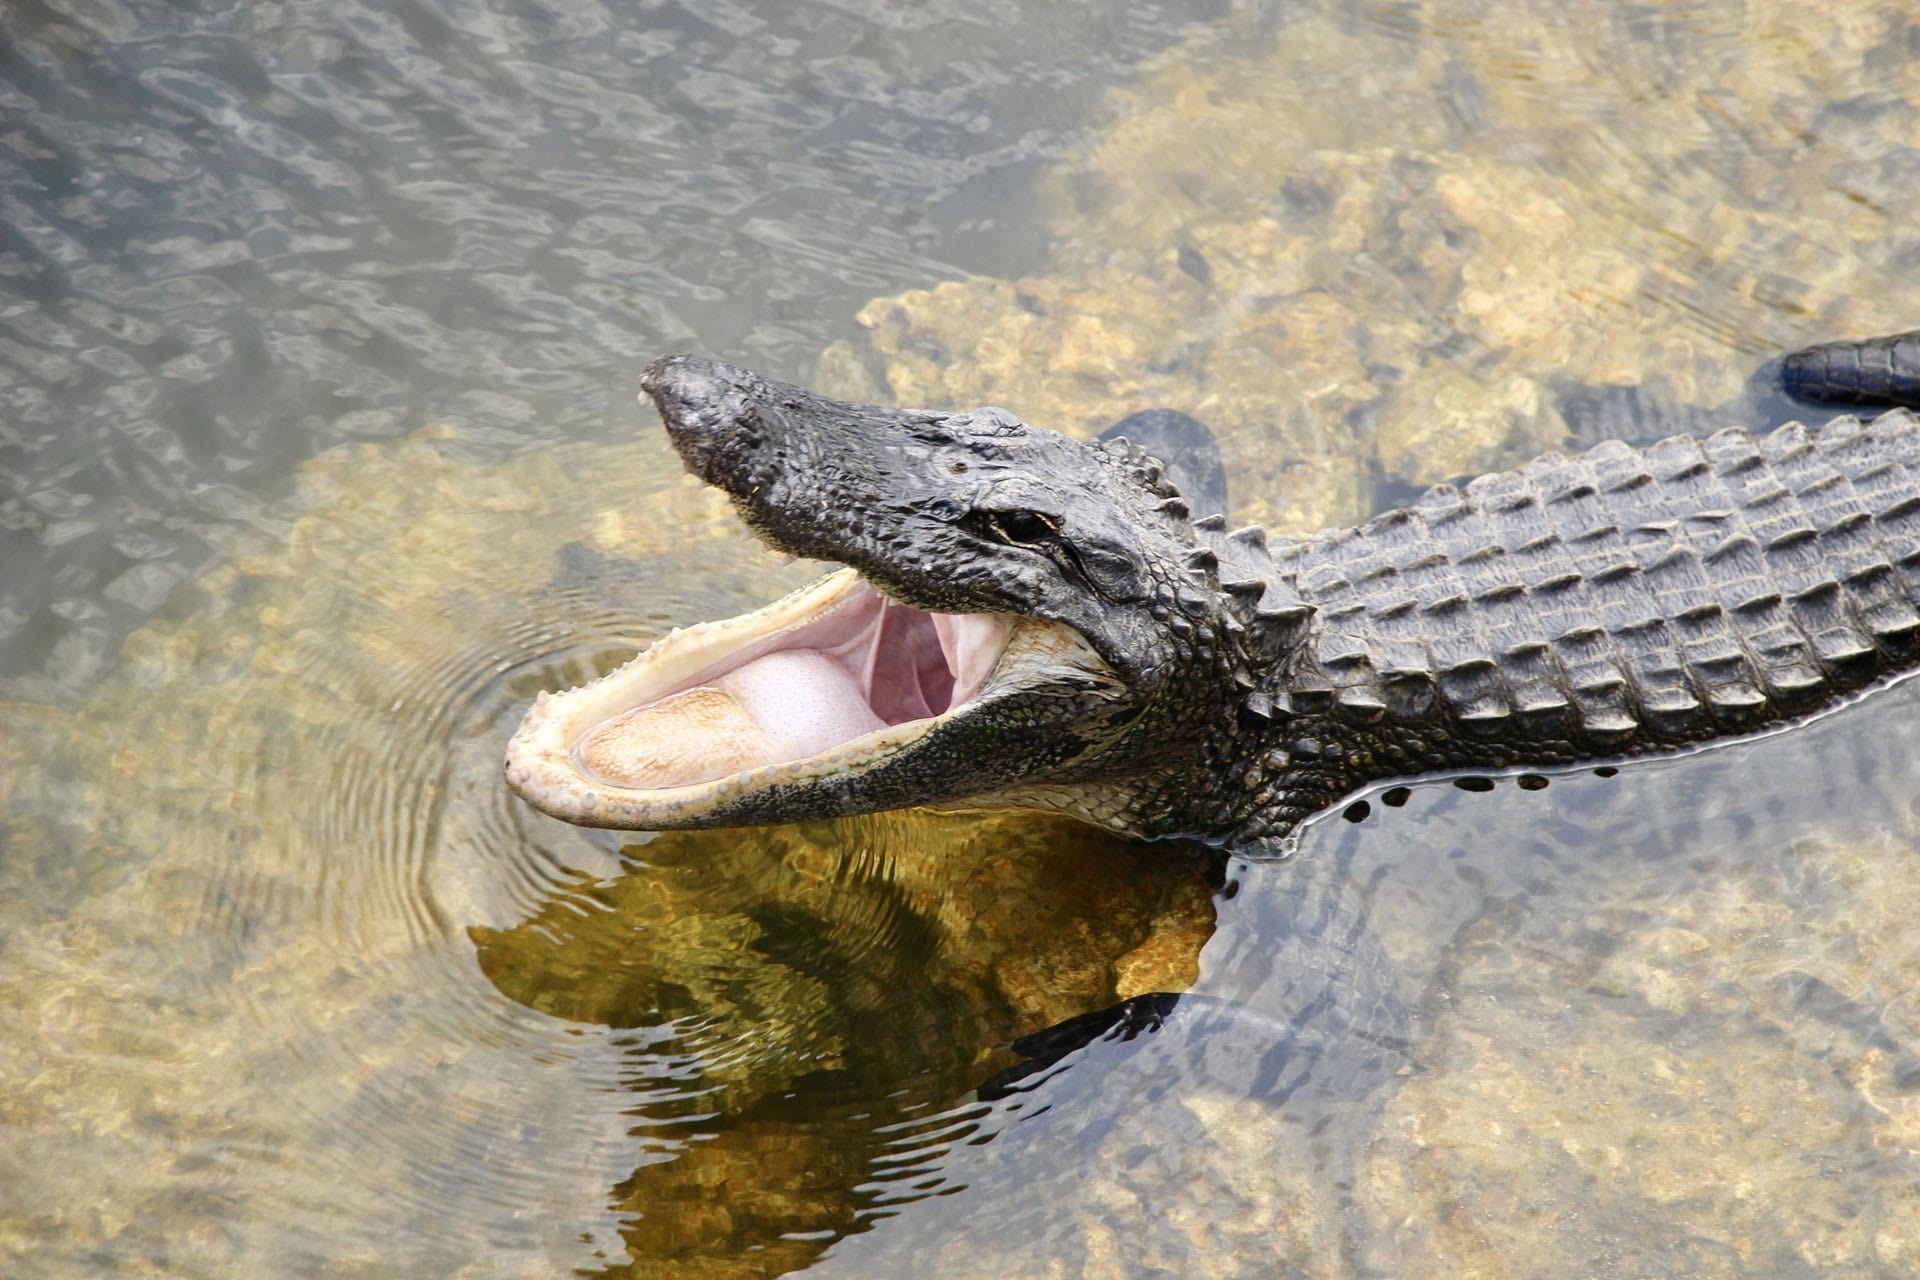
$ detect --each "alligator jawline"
[503,566,1100,828]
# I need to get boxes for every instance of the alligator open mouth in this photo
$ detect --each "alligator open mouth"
[503,566,1098,829]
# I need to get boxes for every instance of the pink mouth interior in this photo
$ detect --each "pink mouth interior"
[572,583,1009,791]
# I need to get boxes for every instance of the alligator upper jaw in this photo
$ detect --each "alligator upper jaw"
[504,567,1090,829]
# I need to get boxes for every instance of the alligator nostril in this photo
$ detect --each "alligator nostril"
[639,352,698,400]
[643,355,735,439]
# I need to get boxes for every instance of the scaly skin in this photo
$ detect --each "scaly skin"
[1177,411,1920,844]
[1782,329,1920,410]
[512,355,1920,854]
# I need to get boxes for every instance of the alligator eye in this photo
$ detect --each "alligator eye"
[989,509,1058,544]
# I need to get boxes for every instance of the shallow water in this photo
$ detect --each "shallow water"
[5,1,1920,1277]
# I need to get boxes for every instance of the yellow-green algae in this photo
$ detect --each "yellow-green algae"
[0,432,701,1277]
[818,0,1919,537]
[473,812,1211,1279]
[1352,816,1920,1277]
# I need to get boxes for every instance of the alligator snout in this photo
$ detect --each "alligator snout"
[641,353,766,484]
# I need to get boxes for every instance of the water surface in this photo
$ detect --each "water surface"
[5,1,1920,1276]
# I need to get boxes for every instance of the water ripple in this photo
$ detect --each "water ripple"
[0,0,1215,692]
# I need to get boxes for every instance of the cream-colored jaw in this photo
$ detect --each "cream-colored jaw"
[576,684,775,789]
[575,649,889,790]
[503,567,1089,829]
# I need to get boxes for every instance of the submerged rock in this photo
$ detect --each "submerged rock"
[821,2,1920,535]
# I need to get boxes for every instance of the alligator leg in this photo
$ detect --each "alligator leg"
[1097,408,1230,520]
[1779,329,1920,410]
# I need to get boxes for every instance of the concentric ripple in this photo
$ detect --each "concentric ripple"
[0,425,1217,1276]
[0,434,750,1274]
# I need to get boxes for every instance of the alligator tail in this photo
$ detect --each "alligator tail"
[1781,330,1920,409]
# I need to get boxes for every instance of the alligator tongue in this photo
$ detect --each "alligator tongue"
[571,587,1013,792]
[577,650,886,790]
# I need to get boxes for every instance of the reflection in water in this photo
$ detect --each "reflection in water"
[474,816,1214,1273]
[5,0,1920,1276]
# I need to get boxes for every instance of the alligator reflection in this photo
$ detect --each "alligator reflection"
[472,812,1219,1275]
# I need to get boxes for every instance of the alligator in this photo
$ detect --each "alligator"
[505,332,1920,857]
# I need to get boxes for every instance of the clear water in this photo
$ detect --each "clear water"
[5,1,1920,1276]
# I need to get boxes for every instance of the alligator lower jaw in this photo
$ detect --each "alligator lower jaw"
[504,567,1078,830]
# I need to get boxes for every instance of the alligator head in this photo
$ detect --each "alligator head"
[504,355,1308,839]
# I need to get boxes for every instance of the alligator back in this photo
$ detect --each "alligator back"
[1276,411,1920,768]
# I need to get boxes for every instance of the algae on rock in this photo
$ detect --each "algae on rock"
[820,1,1919,536]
